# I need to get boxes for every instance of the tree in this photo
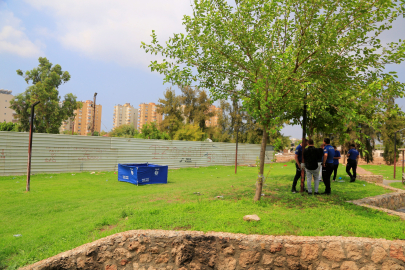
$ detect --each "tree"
[179,86,214,130]
[139,122,169,140]
[0,122,17,131]
[142,0,405,201]
[156,87,184,138]
[173,124,206,141]
[109,124,139,138]
[10,57,81,134]
[379,102,405,165]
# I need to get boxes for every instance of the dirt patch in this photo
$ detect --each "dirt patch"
[100,225,117,232]
[356,166,374,175]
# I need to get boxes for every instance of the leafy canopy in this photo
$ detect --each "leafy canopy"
[10,57,81,134]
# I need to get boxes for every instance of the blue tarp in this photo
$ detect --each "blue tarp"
[118,163,168,185]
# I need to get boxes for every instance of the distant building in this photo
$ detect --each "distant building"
[205,105,221,127]
[137,102,162,130]
[113,103,138,130]
[60,100,102,135]
[0,89,17,123]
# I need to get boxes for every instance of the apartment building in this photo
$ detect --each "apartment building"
[205,105,221,127]
[112,103,138,130]
[0,89,17,123]
[137,102,162,130]
[60,100,102,135]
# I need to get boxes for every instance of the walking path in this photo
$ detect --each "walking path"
[356,165,403,186]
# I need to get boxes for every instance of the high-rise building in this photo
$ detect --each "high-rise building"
[113,103,138,130]
[60,100,102,135]
[205,105,221,127]
[137,102,163,130]
[0,89,17,123]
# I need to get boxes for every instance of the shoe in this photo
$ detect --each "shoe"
[350,177,355,182]
[291,189,297,193]
[314,192,320,195]
[307,192,313,195]
[322,192,331,195]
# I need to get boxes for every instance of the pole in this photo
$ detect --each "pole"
[26,101,40,192]
[300,94,307,193]
[394,132,397,179]
[402,150,404,174]
[235,126,238,174]
[91,92,97,136]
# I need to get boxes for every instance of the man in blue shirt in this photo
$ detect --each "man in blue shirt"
[332,146,341,181]
[346,144,359,182]
[322,138,335,194]
[291,143,305,193]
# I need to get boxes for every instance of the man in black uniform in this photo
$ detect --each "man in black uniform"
[291,142,304,193]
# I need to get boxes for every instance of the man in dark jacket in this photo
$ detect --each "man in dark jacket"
[303,139,324,195]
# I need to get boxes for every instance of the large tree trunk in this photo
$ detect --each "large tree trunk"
[254,127,268,201]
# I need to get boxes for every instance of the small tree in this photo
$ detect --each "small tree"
[142,0,405,201]
[174,124,206,141]
[10,57,81,134]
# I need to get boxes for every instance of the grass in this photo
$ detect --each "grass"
[1,163,404,269]
[390,182,405,190]
[360,164,405,180]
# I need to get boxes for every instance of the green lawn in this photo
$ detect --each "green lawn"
[390,182,405,190]
[360,164,405,180]
[1,163,404,269]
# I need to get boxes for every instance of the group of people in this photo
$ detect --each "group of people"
[291,138,360,195]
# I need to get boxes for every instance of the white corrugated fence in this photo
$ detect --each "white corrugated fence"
[0,131,274,175]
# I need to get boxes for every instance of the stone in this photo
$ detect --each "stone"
[371,246,387,263]
[262,254,273,265]
[120,259,129,266]
[322,242,346,262]
[175,244,194,266]
[128,241,146,253]
[224,245,235,255]
[345,243,362,260]
[208,255,216,267]
[359,264,377,270]
[287,258,301,269]
[155,253,169,264]
[190,262,202,270]
[285,244,300,257]
[390,244,405,262]
[105,265,117,270]
[316,261,331,270]
[139,254,153,263]
[239,251,261,268]
[270,243,283,253]
[147,267,156,270]
[382,260,405,270]
[332,262,340,269]
[77,257,85,268]
[113,248,132,260]
[273,256,286,267]
[150,247,160,254]
[218,257,237,270]
[243,215,260,221]
[97,251,113,263]
[301,244,320,262]
[340,261,358,270]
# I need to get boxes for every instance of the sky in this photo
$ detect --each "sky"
[1,0,404,136]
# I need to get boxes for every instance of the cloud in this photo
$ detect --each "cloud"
[0,8,43,57]
[25,0,193,68]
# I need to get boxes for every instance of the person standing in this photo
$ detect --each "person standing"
[346,144,359,182]
[303,139,324,195]
[319,143,325,181]
[291,142,304,193]
[332,146,341,181]
[322,138,335,195]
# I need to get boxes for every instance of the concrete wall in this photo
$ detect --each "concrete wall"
[21,230,405,270]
